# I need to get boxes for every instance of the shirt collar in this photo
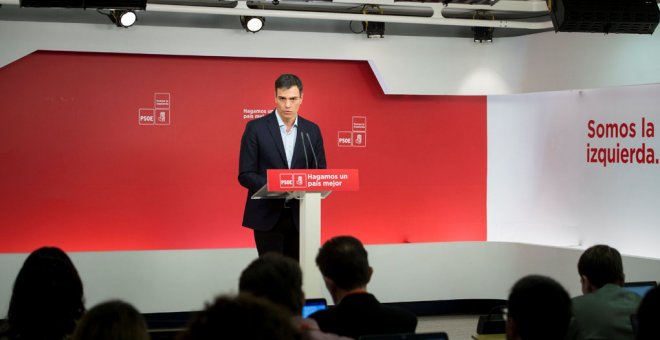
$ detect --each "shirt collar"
[275,110,298,128]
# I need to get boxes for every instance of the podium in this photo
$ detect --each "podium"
[252,169,359,298]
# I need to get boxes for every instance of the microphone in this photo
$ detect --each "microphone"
[300,131,309,169]
[306,133,319,169]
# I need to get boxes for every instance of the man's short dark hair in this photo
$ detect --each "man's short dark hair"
[637,286,660,340]
[180,294,298,340]
[577,244,624,288]
[238,253,304,314]
[507,275,572,340]
[315,236,370,290]
[275,74,303,94]
[72,300,149,340]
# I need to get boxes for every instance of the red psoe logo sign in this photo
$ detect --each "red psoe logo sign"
[155,109,170,125]
[279,173,307,188]
[139,92,171,127]
[154,93,170,109]
[352,116,367,131]
[353,132,366,147]
[338,131,353,147]
[268,169,359,192]
[138,109,155,125]
[338,116,367,147]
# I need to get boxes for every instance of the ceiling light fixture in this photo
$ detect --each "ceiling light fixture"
[240,16,265,33]
[108,9,137,28]
[362,4,385,38]
[472,26,493,43]
[472,10,494,43]
[363,21,385,38]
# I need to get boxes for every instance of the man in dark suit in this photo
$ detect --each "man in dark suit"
[309,236,418,339]
[238,74,327,261]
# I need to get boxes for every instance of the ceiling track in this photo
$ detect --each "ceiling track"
[146,1,554,29]
[1,0,555,29]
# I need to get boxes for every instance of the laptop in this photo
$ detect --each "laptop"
[359,332,449,340]
[623,281,657,298]
[302,298,327,318]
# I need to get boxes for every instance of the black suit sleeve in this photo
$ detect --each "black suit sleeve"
[238,120,267,192]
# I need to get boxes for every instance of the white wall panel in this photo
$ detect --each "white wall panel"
[488,84,660,258]
[2,242,660,315]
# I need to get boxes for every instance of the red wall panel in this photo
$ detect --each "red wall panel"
[0,51,486,252]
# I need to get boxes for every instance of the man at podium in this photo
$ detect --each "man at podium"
[238,74,327,261]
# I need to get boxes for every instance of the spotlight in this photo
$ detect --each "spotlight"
[548,0,659,34]
[363,21,385,38]
[361,4,385,38]
[472,26,493,43]
[108,9,137,28]
[240,16,265,33]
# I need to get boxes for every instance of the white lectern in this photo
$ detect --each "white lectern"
[252,169,359,298]
[251,187,330,298]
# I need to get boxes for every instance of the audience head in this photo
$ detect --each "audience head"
[506,275,572,340]
[636,285,660,340]
[73,300,149,340]
[180,294,299,340]
[577,244,625,293]
[239,252,305,314]
[6,246,85,340]
[315,236,372,296]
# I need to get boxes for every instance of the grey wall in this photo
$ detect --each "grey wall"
[1,20,659,95]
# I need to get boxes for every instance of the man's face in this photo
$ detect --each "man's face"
[275,86,303,123]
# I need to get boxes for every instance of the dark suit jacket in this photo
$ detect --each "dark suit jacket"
[309,293,418,339]
[565,284,641,340]
[238,111,327,231]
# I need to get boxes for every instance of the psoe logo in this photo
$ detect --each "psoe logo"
[279,173,307,188]
[293,174,306,188]
[154,93,171,109]
[155,109,171,125]
[353,132,366,147]
[337,131,352,147]
[352,116,367,132]
[138,109,155,125]
[280,174,294,188]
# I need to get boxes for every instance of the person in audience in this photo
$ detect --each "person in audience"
[0,246,85,340]
[239,253,305,316]
[72,300,149,340]
[635,285,660,340]
[309,236,417,339]
[505,275,572,340]
[565,244,642,340]
[179,294,299,340]
[239,253,350,340]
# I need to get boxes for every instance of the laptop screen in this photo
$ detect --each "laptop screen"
[302,298,327,318]
[623,281,657,298]
[359,332,449,340]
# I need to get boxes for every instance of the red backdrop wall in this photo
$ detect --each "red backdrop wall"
[0,51,486,253]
